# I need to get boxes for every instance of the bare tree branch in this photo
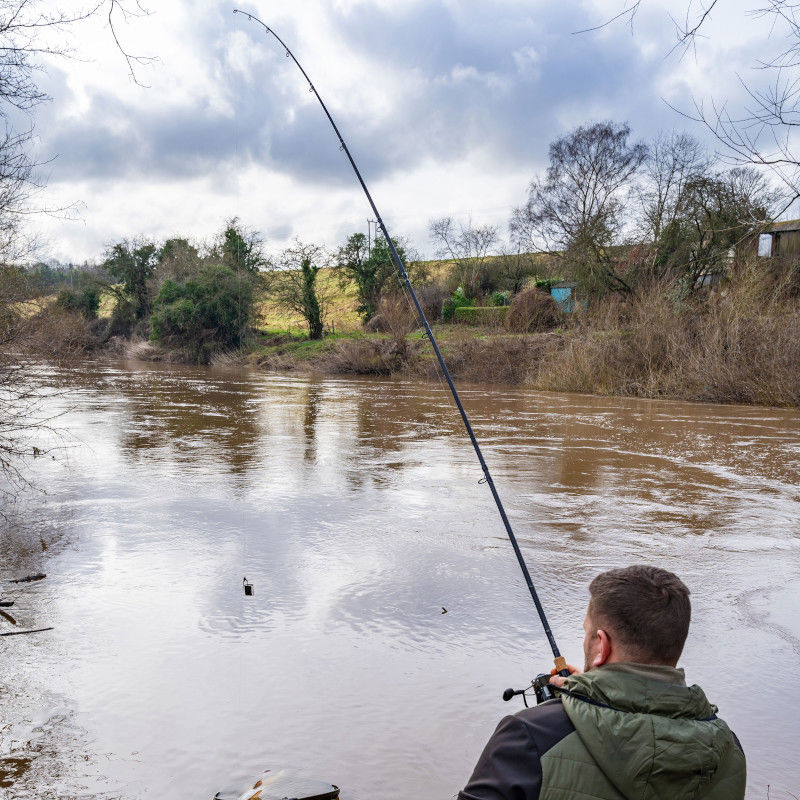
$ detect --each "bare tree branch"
[103,0,156,87]
[584,1,800,206]
[571,1,642,36]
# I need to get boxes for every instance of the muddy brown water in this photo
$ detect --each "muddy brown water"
[1,360,799,799]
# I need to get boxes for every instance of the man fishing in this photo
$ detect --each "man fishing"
[458,565,746,800]
[229,22,745,800]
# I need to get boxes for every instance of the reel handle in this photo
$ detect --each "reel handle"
[554,656,571,678]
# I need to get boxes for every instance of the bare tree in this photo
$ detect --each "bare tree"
[0,1,153,260]
[0,0,153,103]
[493,246,541,294]
[511,121,647,295]
[630,132,779,289]
[271,241,331,340]
[428,216,499,299]
[636,131,710,243]
[0,1,151,504]
[676,1,800,209]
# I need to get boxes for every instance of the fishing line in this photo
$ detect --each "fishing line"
[233,10,568,674]
[393,263,456,426]
[231,72,254,603]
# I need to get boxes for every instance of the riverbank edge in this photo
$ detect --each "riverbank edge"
[95,325,800,408]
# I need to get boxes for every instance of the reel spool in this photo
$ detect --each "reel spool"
[502,673,557,707]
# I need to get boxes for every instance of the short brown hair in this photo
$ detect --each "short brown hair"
[588,565,691,665]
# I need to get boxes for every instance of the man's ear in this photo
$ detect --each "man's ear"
[592,628,612,667]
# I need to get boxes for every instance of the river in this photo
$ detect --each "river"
[1,360,799,799]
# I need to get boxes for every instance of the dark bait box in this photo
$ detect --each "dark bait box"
[215,768,339,800]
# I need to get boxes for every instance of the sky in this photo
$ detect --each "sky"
[22,0,783,263]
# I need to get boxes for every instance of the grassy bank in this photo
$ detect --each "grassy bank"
[242,263,800,406]
[239,318,799,407]
[19,261,800,408]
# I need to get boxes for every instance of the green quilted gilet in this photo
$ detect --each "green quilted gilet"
[540,663,746,800]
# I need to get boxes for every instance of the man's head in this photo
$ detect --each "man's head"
[583,565,691,670]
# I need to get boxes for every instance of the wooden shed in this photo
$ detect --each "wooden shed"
[760,219,800,257]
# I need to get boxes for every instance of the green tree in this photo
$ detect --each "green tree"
[150,264,253,358]
[157,237,201,283]
[299,258,323,340]
[219,218,265,274]
[55,283,100,319]
[103,240,158,319]
[335,232,410,322]
[652,167,779,293]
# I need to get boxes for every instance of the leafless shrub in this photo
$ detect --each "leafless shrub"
[0,349,70,520]
[364,294,418,337]
[412,335,556,385]
[412,282,450,322]
[534,262,800,405]
[322,337,419,375]
[21,307,96,359]
[506,289,562,332]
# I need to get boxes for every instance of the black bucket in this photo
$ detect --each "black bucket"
[215,768,339,800]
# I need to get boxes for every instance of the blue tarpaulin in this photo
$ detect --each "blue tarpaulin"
[551,283,576,312]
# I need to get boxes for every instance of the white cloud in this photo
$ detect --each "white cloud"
[21,0,784,263]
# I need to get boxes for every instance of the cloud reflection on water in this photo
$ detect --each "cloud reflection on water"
[2,362,800,798]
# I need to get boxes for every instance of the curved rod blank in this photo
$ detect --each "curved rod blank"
[233,9,566,669]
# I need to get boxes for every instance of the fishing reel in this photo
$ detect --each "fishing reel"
[502,674,557,707]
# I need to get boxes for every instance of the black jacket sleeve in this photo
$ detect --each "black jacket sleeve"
[458,715,542,800]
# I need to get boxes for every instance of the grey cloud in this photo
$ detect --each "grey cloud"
[35,0,726,197]
[266,222,292,240]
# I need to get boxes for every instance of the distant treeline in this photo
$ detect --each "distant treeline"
[13,120,800,384]
[25,261,106,291]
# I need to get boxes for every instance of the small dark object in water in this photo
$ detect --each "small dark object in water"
[0,627,53,637]
[0,600,14,608]
[0,610,16,625]
[243,577,253,597]
[10,573,46,584]
[215,768,339,800]
[441,606,448,614]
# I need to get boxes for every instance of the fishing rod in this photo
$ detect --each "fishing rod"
[233,9,569,682]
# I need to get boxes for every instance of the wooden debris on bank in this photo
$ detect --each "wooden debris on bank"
[0,627,53,637]
[9,573,46,584]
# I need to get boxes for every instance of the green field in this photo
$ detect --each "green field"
[254,260,456,335]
